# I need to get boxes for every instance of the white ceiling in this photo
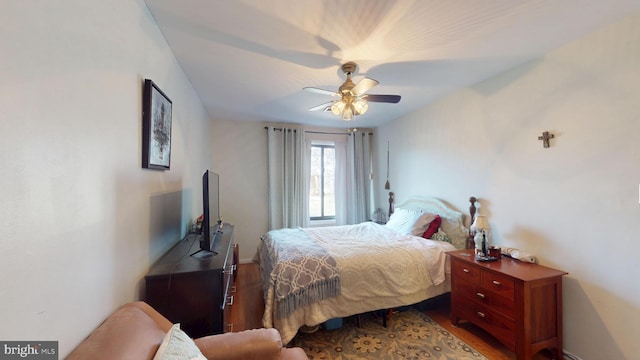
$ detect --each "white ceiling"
[144,0,640,129]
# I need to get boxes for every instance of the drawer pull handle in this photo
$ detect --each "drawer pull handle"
[226,295,234,306]
[476,311,486,318]
[463,268,470,273]
[225,265,236,275]
[225,323,234,332]
[476,292,485,299]
[492,280,501,286]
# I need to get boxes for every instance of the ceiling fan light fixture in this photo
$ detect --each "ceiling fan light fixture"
[353,99,368,115]
[342,106,354,121]
[305,62,401,121]
[331,101,345,115]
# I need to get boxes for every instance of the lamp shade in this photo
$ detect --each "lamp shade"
[331,101,345,115]
[353,99,368,114]
[471,215,490,231]
[342,105,354,120]
[330,97,368,121]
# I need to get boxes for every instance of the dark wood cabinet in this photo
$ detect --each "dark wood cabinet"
[145,223,236,338]
[448,249,567,360]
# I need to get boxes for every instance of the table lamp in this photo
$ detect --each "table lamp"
[471,215,490,256]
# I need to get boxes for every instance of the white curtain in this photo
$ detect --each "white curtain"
[267,127,310,229]
[335,132,372,225]
[334,139,347,225]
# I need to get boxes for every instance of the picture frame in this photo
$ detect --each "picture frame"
[142,79,172,170]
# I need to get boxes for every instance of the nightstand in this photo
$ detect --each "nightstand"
[447,249,567,360]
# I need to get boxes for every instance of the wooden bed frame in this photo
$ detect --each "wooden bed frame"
[260,194,479,343]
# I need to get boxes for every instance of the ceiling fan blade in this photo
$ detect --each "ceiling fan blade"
[351,77,379,96]
[303,87,339,97]
[364,94,401,103]
[308,101,335,112]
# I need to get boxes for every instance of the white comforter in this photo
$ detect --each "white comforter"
[261,222,456,344]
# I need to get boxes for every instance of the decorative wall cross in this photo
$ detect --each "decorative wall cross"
[538,131,554,148]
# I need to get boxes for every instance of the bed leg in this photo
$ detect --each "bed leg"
[382,308,392,327]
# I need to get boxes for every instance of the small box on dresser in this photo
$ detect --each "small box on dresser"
[447,249,567,360]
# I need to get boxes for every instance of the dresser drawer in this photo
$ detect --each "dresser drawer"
[460,302,516,350]
[453,261,481,283]
[474,287,515,319]
[475,305,515,350]
[222,259,235,303]
[482,271,515,301]
[222,291,234,333]
[453,276,476,298]
[455,278,515,319]
[222,253,236,330]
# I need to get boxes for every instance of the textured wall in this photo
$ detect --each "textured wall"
[0,0,212,356]
[375,14,640,359]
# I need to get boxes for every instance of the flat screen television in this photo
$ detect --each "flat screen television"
[194,170,221,256]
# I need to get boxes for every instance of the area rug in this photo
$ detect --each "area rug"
[290,309,487,360]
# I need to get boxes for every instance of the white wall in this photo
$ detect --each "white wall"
[211,119,269,262]
[375,14,640,359]
[0,1,212,357]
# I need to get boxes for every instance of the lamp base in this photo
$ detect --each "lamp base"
[476,255,499,262]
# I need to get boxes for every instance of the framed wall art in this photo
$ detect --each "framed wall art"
[142,79,172,170]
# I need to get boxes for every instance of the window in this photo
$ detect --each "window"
[309,143,335,220]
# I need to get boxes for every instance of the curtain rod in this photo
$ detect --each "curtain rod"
[264,127,373,136]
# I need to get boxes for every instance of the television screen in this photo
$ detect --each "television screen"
[197,170,220,256]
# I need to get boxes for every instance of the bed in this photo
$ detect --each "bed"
[256,196,477,344]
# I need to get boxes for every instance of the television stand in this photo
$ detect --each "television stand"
[190,248,216,257]
[145,223,236,337]
[191,228,225,257]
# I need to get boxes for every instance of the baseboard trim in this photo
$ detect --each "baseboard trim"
[563,350,583,360]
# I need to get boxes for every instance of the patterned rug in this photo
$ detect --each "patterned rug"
[290,308,487,360]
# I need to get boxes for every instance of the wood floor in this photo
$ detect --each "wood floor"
[231,263,553,360]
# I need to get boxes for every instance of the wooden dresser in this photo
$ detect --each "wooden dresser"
[448,249,567,360]
[145,223,237,337]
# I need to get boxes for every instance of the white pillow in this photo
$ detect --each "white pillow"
[386,208,437,236]
[153,324,206,360]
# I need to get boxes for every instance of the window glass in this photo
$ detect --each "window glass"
[309,143,335,220]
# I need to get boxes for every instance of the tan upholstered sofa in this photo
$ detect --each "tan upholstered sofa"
[67,301,307,360]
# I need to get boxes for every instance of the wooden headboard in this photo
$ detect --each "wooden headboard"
[468,196,477,249]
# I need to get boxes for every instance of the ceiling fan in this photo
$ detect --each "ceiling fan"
[304,62,401,121]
